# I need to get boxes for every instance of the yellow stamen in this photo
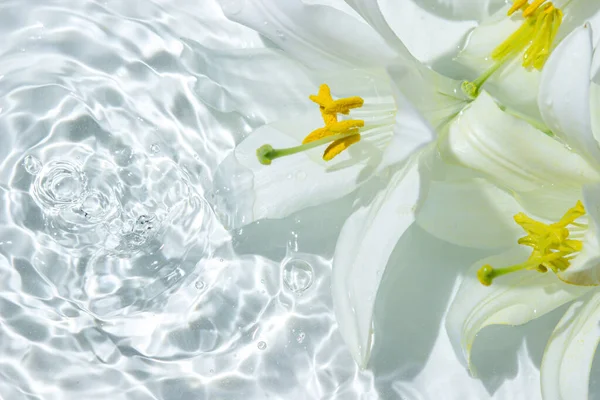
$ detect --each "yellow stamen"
[256,83,365,165]
[477,201,586,286]
[323,134,361,161]
[508,0,528,16]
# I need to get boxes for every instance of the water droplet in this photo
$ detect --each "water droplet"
[276,30,285,40]
[23,155,42,175]
[150,143,160,154]
[195,280,205,290]
[282,259,314,293]
[257,341,267,350]
[296,331,306,344]
[296,171,306,180]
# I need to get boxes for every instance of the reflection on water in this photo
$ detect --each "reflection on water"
[0,0,380,398]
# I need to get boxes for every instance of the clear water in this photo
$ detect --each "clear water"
[2,1,599,399]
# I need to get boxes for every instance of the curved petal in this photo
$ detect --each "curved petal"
[332,154,428,367]
[557,183,600,285]
[377,0,477,64]
[541,291,600,400]
[539,23,600,167]
[440,91,600,193]
[219,0,400,69]
[416,174,524,249]
[446,247,591,372]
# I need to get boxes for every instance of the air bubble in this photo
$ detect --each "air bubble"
[23,155,42,175]
[282,259,313,293]
[150,144,160,154]
[33,160,87,211]
[257,341,267,350]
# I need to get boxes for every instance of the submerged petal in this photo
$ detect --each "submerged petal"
[332,155,428,367]
[539,23,600,166]
[220,0,400,69]
[541,291,600,400]
[446,247,591,372]
[440,91,600,193]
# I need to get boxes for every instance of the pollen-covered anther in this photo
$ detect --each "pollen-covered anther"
[476,201,586,286]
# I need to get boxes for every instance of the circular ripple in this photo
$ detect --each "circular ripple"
[32,160,87,211]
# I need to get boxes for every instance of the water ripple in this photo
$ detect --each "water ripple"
[0,0,391,399]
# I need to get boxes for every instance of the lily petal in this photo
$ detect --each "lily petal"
[446,247,591,372]
[332,153,428,367]
[541,291,600,400]
[219,0,400,69]
[557,183,600,285]
[440,91,600,193]
[539,23,600,166]
[416,173,524,249]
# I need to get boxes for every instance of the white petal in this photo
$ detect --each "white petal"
[220,0,399,69]
[446,247,591,372]
[539,23,600,166]
[455,6,542,118]
[377,0,478,64]
[332,155,427,367]
[440,91,600,193]
[416,174,524,249]
[557,183,600,285]
[541,291,600,400]
[212,111,392,229]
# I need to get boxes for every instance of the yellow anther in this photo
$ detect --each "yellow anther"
[476,201,586,286]
[523,0,547,17]
[323,134,361,161]
[304,84,364,160]
[508,0,528,16]
[492,1,563,70]
[302,119,364,144]
[324,97,364,115]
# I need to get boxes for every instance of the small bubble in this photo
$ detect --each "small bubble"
[23,155,42,175]
[296,171,307,180]
[282,259,314,293]
[257,341,267,350]
[296,331,306,344]
[195,280,205,290]
[150,143,160,154]
[276,30,286,40]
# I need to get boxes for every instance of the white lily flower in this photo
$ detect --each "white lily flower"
[439,23,600,398]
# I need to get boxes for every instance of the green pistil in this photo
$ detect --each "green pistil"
[477,263,529,286]
[461,59,507,99]
[256,131,358,165]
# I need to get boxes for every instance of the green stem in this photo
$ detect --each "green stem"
[461,58,508,99]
